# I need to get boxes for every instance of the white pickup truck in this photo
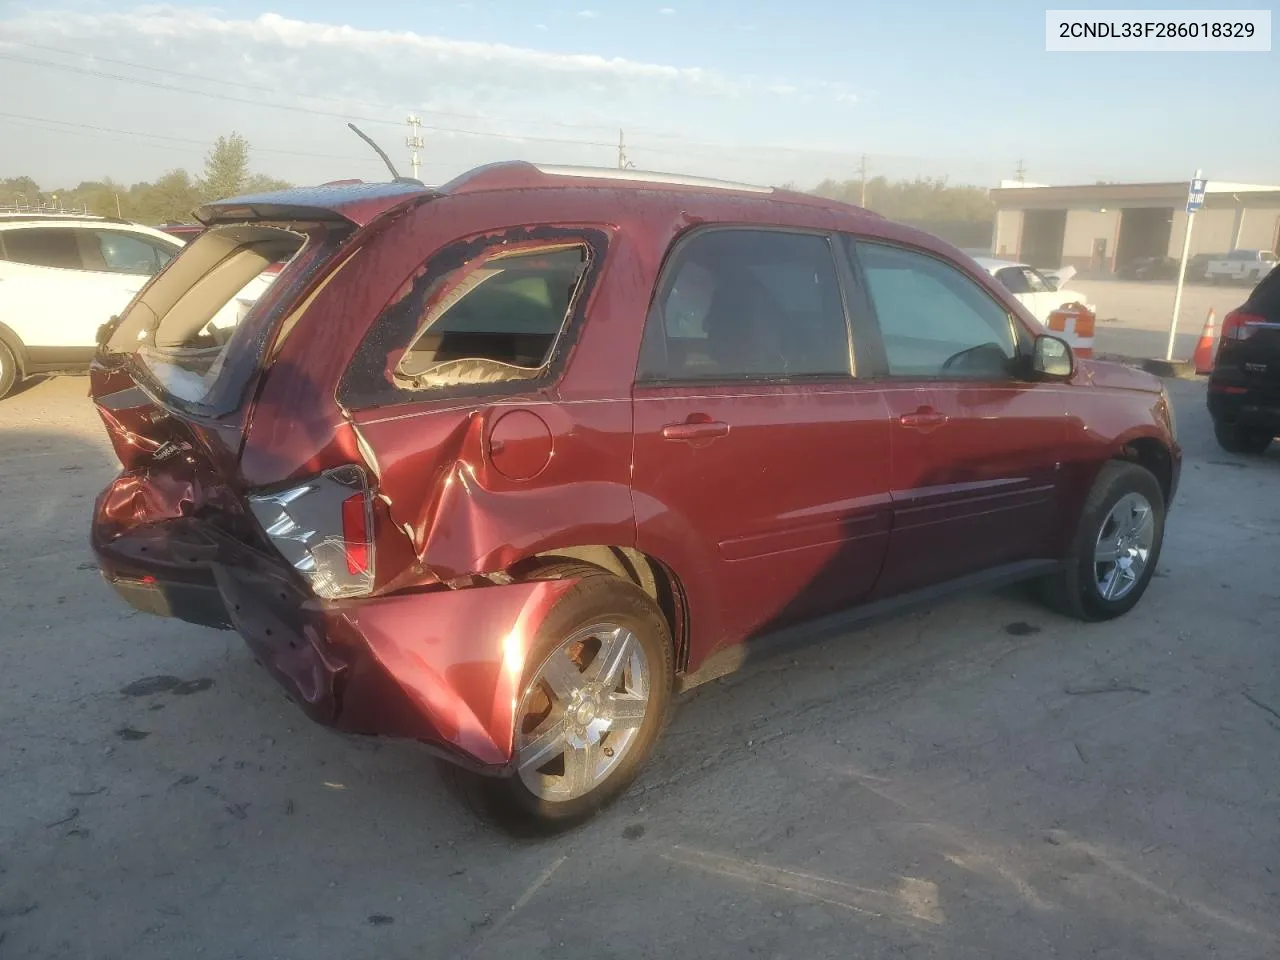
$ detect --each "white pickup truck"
[1204,249,1278,284]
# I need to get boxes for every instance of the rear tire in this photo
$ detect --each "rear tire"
[0,341,17,400]
[440,562,673,833]
[1040,461,1165,622]
[1213,420,1272,455]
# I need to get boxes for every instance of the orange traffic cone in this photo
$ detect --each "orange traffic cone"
[1193,308,1217,374]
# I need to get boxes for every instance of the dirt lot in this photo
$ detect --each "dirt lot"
[2,374,1278,960]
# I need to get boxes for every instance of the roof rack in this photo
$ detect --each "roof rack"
[440,161,774,197]
[0,212,135,225]
[532,164,773,193]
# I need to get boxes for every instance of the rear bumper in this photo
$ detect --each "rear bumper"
[93,501,577,770]
[1207,383,1280,431]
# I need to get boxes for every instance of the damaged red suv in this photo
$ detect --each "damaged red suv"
[91,164,1179,827]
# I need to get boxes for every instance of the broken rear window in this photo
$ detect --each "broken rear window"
[107,223,348,416]
[393,245,587,389]
[339,227,608,410]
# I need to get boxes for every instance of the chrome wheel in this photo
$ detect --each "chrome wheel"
[1094,492,1155,601]
[515,622,651,803]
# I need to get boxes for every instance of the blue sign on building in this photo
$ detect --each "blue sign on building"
[1186,177,1207,213]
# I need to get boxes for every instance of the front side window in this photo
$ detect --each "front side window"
[638,229,850,382]
[92,231,178,275]
[0,228,84,270]
[854,241,1019,380]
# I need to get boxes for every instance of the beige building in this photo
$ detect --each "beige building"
[989,180,1280,273]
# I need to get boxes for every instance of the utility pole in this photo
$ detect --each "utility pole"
[1014,159,1027,183]
[405,114,425,181]
[1166,169,1206,361]
[115,193,122,218]
[858,154,869,207]
[617,129,635,170]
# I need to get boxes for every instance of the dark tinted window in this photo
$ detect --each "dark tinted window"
[1,228,83,269]
[638,229,850,382]
[856,242,1017,379]
[91,231,178,275]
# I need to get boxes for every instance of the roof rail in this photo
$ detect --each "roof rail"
[532,164,772,193]
[440,160,774,196]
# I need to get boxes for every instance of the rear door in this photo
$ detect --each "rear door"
[0,226,104,349]
[847,239,1069,596]
[631,227,892,651]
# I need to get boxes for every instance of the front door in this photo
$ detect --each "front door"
[849,239,1069,597]
[631,228,893,657]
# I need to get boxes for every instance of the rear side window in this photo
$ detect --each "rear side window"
[0,228,84,270]
[393,245,587,389]
[90,231,178,276]
[854,241,1018,379]
[340,227,608,409]
[637,229,850,382]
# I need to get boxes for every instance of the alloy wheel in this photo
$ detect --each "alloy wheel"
[1093,492,1156,601]
[514,623,651,802]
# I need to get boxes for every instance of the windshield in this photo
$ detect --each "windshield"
[109,222,349,416]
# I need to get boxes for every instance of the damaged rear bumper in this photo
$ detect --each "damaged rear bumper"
[93,502,577,770]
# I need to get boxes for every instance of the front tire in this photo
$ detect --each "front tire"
[1214,420,1272,454]
[0,341,17,400]
[1041,461,1165,622]
[443,563,673,832]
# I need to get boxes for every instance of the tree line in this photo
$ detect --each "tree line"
[4,133,996,245]
[0,133,290,224]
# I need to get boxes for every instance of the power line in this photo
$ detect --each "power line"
[3,38,636,135]
[0,51,619,150]
[0,46,985,169]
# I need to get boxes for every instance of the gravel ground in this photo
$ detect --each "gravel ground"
[1,373,1278,960]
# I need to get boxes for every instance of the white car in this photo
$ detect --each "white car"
[973,257,1095,324]
[0,215,270,399]
[1204,248,1278,285]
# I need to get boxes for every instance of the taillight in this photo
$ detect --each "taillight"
[1222,310,1264,341]
[341,492,370,574]
[247,465,375,599]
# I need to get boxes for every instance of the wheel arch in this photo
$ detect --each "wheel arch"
[513,545,692,676]
[1116,436,1174,506]
[0,321,28,377]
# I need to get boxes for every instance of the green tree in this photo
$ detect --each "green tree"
[136,169,205,223]
[202,132,251,201]
[242,173,292,194]
[0,176,42,207]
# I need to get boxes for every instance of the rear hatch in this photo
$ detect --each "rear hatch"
[1216,266,1280,395]
[91,181,430,471]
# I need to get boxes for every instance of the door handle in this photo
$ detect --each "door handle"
[898,408,949,432]
[662,419,729,442]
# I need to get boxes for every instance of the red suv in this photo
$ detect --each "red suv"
[90,165,1179,828]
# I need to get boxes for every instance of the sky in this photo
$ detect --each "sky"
[0,1,1275,191]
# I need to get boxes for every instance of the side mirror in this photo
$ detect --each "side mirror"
[1033,334,1074,379]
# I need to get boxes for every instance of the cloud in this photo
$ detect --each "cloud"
[577,9,599,17]
[0,6,861,188]
[659,6,676,13]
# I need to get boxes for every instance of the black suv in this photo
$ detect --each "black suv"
[1208,264,1280,453]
